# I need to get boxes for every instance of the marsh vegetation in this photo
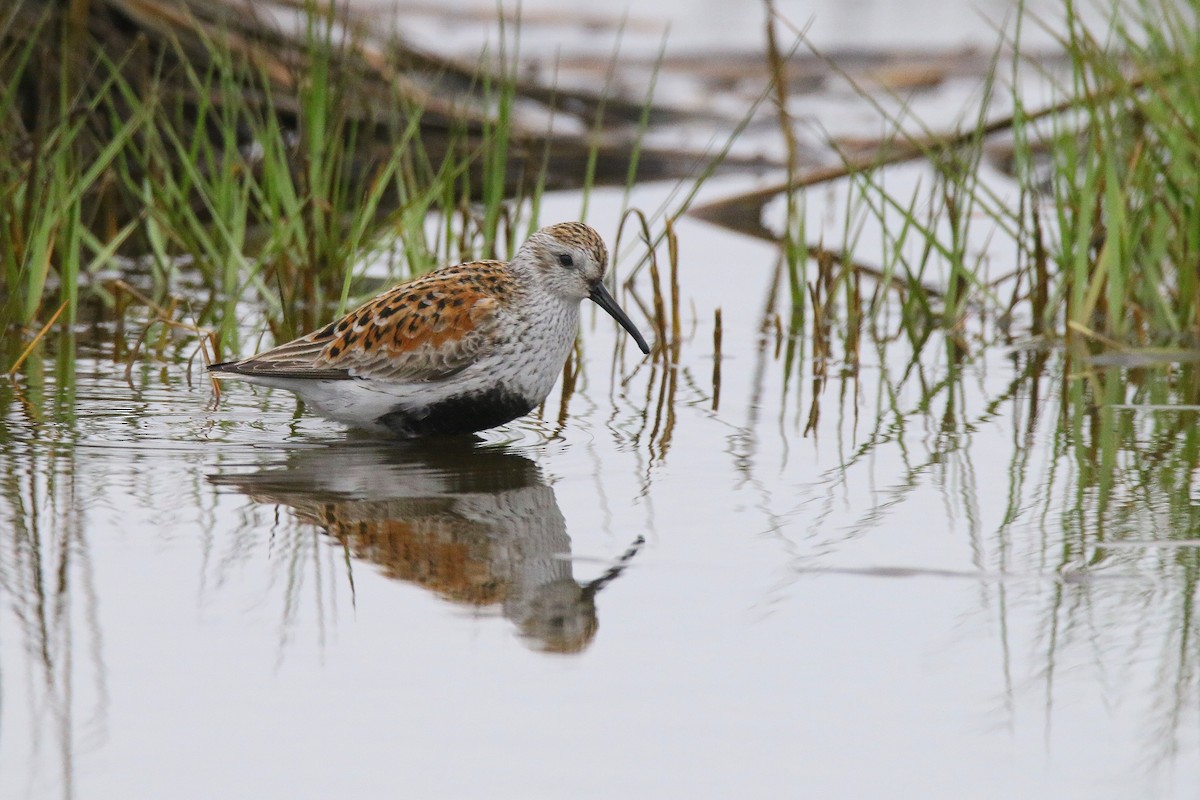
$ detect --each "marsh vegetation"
[3,0,1200,797]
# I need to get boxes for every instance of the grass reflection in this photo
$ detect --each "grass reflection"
[0,334,103,800]
[774,313,1200,763]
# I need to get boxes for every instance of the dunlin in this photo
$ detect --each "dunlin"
[208,222,651,436]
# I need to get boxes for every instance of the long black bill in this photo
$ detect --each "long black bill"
[589,282,651,355]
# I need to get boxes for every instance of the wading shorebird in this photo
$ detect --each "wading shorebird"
[208,222,651,437]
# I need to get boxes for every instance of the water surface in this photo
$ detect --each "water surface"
[4,197,1199,798]
[4,1,1200,795]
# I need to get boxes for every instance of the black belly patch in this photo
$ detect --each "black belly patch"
[377,387,535,438]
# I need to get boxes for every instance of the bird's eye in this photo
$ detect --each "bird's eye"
[558,253,575,268]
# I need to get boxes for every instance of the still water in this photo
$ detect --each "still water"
[5,0,1200,795]
[3,191,1199,798]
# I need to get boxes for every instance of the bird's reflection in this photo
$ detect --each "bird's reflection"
[210,441,640,653]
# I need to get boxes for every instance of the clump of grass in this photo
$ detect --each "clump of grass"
[0,1,459,354]
[912,0,1200,346]
[103,11,436,349]
[0,7,147,331]
[0,0,719,370]
[1033,0,1200,344]
[701,0,1200,353]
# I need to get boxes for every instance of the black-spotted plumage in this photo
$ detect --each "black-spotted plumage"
[209,222,651,436]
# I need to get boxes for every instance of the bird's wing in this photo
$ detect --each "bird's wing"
[211,261,514,383]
